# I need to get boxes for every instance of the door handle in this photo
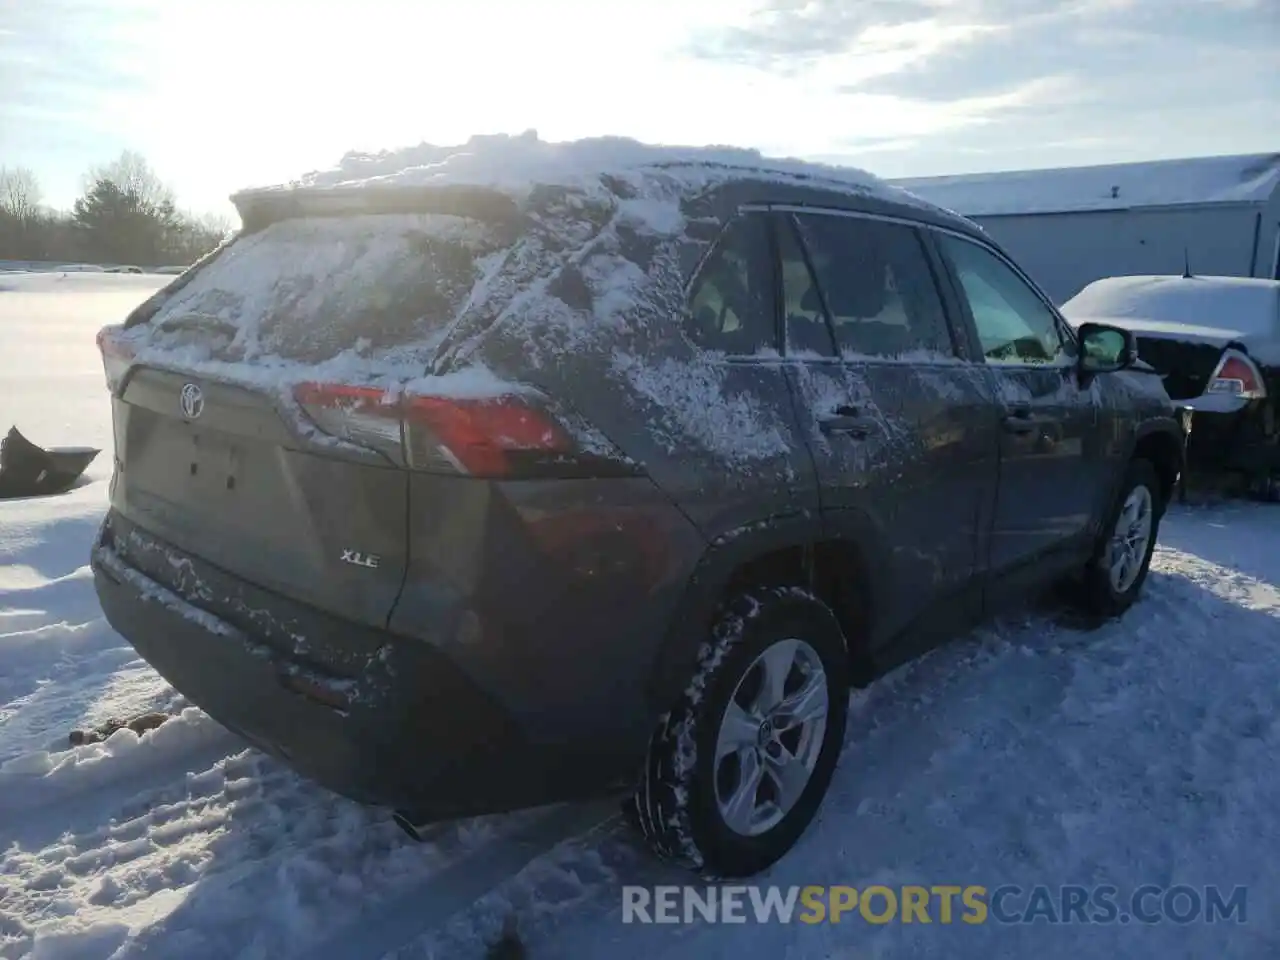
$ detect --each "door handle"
[998,407,1039,435]
[1001,414,1038,435]
[819,406,878,437]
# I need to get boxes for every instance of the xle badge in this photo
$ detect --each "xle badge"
[340,550,380,570]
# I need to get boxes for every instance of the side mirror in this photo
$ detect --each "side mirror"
[1077,322,1137,374]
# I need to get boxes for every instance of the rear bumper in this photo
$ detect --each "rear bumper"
[92,536,619,821]
[1182,398,1279,475]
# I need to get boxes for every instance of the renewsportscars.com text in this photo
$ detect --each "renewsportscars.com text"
[622,884,1248,925]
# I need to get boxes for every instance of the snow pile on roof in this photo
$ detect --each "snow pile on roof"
[245,130,927,209]
[1061,274,1280,338]
[892,152,1280,217]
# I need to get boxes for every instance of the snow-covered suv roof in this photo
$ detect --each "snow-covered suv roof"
[232,131,943,220]
[119,135,985,442]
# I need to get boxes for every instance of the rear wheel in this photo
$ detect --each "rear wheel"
[1079,458,1164,617]
[626,587,849,877]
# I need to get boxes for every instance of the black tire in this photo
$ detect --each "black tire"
[626,586,850,878]
[1079,458,1164,617]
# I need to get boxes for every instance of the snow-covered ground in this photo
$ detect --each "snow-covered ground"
[2,272,1278,959]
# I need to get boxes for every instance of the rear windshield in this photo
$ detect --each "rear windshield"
[1062,277,1280,337]
[146,213,512,361]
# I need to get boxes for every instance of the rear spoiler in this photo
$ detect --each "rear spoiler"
[230,183,524,234]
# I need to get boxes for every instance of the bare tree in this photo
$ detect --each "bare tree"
[82,150,175,209]
[0,166,43,223]
[196,210,237,240]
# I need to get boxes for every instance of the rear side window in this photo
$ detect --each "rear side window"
[146,213,510,362]
[687,215,776,356]
[792,214,955,360]
[938,234,1068,365]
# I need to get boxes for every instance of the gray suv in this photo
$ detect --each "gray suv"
[92,153,1184,878]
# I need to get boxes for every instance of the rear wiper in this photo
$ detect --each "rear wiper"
[156,313,239,338]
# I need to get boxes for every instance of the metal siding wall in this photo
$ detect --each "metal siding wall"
[1259,190,1280,279]
[973,206,1264,304]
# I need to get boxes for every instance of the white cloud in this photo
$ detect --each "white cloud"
[2,0,1275,212]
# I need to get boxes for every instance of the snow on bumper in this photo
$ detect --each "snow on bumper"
[90,541,570,821]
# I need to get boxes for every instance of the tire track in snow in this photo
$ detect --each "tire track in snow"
[318,799,618,960]
[0,564,173,764]
[3,740,614,960]
[0,709,242,849]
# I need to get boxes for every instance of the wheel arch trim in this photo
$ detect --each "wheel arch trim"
[645,510,890,713]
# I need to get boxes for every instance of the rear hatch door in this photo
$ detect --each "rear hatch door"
[111,369,408,630]
[104,208,518,632]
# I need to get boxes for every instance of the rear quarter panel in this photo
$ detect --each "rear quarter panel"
[388,471,707,754]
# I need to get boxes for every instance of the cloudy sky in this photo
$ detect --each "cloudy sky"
[2,0,1276,216]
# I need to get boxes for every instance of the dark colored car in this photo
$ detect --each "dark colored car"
[92,147,1184,878]
[1062,274,1280,497]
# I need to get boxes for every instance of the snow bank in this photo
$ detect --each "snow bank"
[0,271,171,295]
[0,708,229,814]
[1061,275,1280,340]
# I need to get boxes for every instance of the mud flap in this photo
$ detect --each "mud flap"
[0,426,100,499]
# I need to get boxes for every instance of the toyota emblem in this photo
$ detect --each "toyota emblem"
[179,382,205,420]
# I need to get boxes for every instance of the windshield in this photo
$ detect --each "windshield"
[145,213,511,362]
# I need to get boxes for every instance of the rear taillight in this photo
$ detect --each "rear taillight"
[1207,349,1266,399]
[96,325,134,393]
[402,394,573,475]
[292,382,627,478]
[292,383,405,461]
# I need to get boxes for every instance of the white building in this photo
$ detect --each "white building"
[892,153,1280,304]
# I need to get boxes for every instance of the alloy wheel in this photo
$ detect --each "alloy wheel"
[713,638,829,837]
[1107,484,1154,593]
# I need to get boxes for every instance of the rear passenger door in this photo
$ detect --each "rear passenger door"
[932,232,1109,576]
[779,210,1001,649]
[657,212,819,540]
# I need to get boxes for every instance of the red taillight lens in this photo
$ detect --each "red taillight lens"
[1208,350,1266,399]
[403,395,572,475]
[97,325,134,393]
[291,382,581,477]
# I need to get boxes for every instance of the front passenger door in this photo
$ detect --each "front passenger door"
[934,232,1109,575]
